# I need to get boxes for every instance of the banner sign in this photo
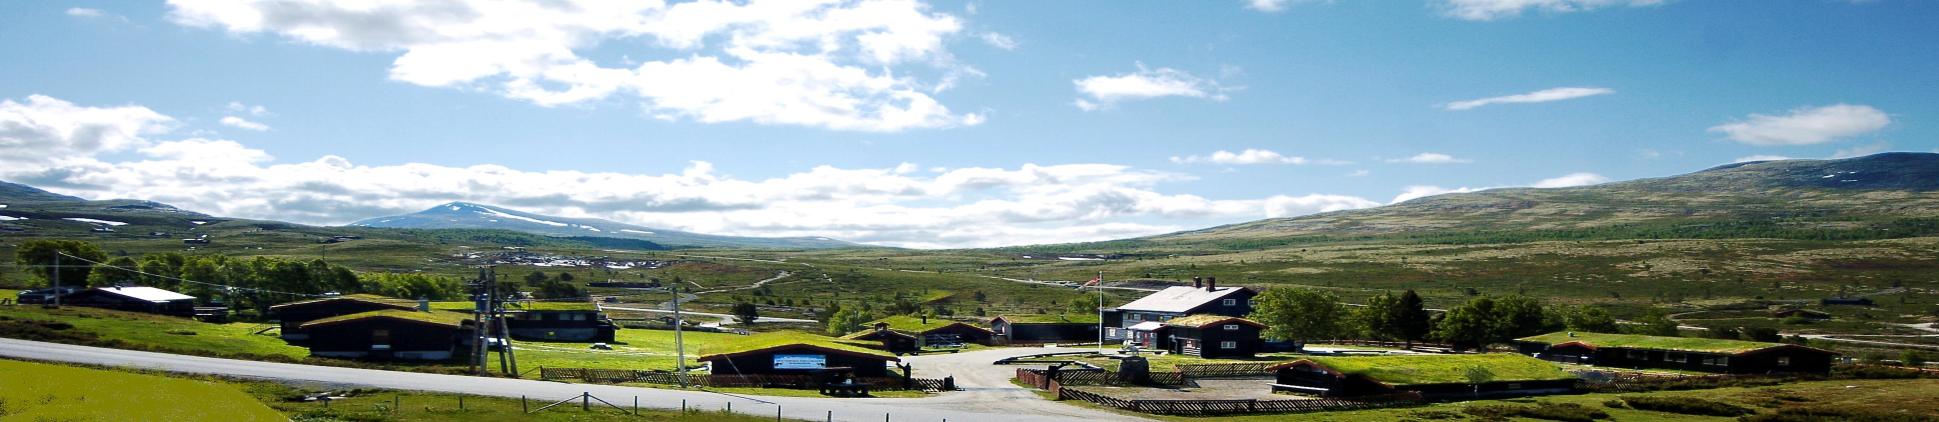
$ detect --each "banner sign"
[773,354,826,369]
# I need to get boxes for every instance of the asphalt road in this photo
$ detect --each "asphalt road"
[0,338,1137,422]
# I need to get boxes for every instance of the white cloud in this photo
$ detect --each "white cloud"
[1244,0,1322,12]
[1443,86,1613,110]
[3,95,1396,248]
[1073,63,1226,111]
[1170,149,1348,166]
[66,8,105,17]
[1829,143,1889,159]
[1385,152,1473,164]
[1437,0,1666,21]
[1532,172,1609,188]
[0,95,173,171]
[227,101,270,116]
[1347,169,1370,177]
[166,0,982,132]
[1732,155,1793,163]
[1708,104,1890,146]
[1391,185,1481,203]
[219,116,270,131]
[979,32,1017,50]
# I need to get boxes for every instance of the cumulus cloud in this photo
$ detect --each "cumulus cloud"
[166,0,982,132]
[1829,143,1890,159]
[219,116,270,131]
[1,95,1399,248]
[1073,63,1226,111]
[1391,185,1482,204]
[1708,104,1890,146]
[1385,152,1472,164]
[1531,172,1609,188]
[1442,86,1613,110]
[1436,0,1666,21]
[65,8,105,17]
[1244,0,1328,12]
[1170,149,1348,166]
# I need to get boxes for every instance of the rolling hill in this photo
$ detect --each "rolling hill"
[349,202,858,249]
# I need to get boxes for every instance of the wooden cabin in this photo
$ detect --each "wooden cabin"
[299,310,472,361]
[1271,354,1577,400]
[61,286,196,317]
[697,333,900,378]
[989,314,1101,344]
[500,303,617,343]
[1515,332,1838,375]
[1105,277,1256,342]
[1161,315,1265,358]
[268,294,416,341]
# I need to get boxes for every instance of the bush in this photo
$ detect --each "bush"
[1899,350,1927,368]
[1602,399,1626,409]
[1404,410,1465,420]
[1461,402,1608,422]
[1860,352,1890,365]
[1740,407,1932,422]
[1833,365,1924,380]
[1620,396,1753,416]
[164,329,197,336]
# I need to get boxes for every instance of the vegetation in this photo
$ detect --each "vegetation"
[1519,332,1788,354]
[694,331,895,360]
[1618,395,1755,417]
[0,358,284,421]
[13,239,107,287]
[1299,354,1577,386]
[1248,287,1347,348]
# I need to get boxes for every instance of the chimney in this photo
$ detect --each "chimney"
[418,297,430,312]
[1206,277,1217,291]
[920,315,928,324]
[1192,277,1203,288]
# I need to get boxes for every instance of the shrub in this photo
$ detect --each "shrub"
[164,329,197,336]
[1404,410,1465,420]
[1833,365,1923,380]
[1602,399,1626,409]
[1740,407,1931,422]
[1620,396,1753,416]
[1860,352,1890,365]
[1462,403,1608,422]
[1899,350,1927,368]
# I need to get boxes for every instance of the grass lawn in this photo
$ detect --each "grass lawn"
[0,304,307,360]
[517,327,747,372]
[250,384,784,422]
[678,386,929,399]
[1080,352,1303,371]
[0,358,284,422]
[1519,331,1785,354]
[1298,354,1576,386]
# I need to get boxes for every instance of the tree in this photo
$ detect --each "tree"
[85,256,141,287]
[1434,297,1499,350]
[1357,292,1399,341]
[732,302,760,324]
[825,306,869,336]
[1564,306,1620,333]
[1392,290,1433,346]
[558,272,575,282]
[524,271,549,285]
[1249,288,1347,350]
[14,239,108,287]
[1493,295,1559,339]
[972,290,988,302]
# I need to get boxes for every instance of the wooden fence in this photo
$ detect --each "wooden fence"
[1312,339,1456,350]
[1056,387,1422,416]
[1016,368,1192,387]
[1174,363,1274,378]
[539,367,949,391]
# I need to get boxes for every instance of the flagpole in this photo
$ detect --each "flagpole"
[1096,271,1104,355]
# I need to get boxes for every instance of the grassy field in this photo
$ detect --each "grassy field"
[1092,378,1939,421]
[0,358,284,421]
[0,304,307,359]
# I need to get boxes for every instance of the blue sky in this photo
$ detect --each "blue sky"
[2,0,1934,247]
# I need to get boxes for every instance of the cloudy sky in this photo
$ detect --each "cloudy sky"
[2,1,1934,248]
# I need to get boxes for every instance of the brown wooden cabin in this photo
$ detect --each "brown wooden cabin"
[269,294,415,341]
[1161,315,1265,358]
[61,286,197,317]
[989,314,1100,344]
[1515,332,1838,375]
[299,310,472,361]
[698,341,900,378]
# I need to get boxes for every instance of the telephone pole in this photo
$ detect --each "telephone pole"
[51,253,62,308]
[672,283,687,387]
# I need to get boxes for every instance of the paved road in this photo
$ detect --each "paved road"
[0,338,1134,422]
[903,346,1151,422]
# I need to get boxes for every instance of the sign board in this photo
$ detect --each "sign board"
[773,354,826,370]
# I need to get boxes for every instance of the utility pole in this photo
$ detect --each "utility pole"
[1096,271,1104,354]
[52,253,62,308]
[672,283,687,387]
[471,267,489,376]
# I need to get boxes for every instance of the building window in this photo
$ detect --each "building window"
[1627,350,1650,360]
[1702,356,1729,367]
[1222,298,1236,306]
[1666,352,1686,362]
[1220,341,1237,349]
[1776,356,1791,367]
[371,329,391,345]
[1106,328,1119,337]
[1127,314,1142,322]
[1223,324,1240,331]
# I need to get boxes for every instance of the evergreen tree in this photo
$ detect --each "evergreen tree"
[1434,297,1499,350]
[1392,290,1433,346]
[1563,306,1620,333]
[732,302,760,324]
[14,239,108,286]
[1249,288,1347,350]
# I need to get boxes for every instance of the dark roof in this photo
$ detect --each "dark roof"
[299,310,471,330]
[696,332,899,362]
[1162,314,1266,329]
[992,314,1100,324]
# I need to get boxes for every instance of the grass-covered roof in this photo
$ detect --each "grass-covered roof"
[1162,314,1264,329]
[427,301,600,312]
[861,315,988,334]
[300,309,473,329]
[696,331,898,361]
[995,314,1100,324]
[1292,354,1576,386]
[269,294,412,311]
[1518,331,1782,354]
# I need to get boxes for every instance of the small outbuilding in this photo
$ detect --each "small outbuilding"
[844,328,921,353]
[1515,331,1838,374]
[1161,314,1265,358]
[850,315,993,347]
[269,294,417,341]
[61,286,197,317]
[698,332,900,378]
[299,310,472,361]
[1270,354,1578,400]
[989,314,1100,344]
[500,303,617,343]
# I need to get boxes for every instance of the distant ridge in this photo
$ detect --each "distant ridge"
[351,202,860,249]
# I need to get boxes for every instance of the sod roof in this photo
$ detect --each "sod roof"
[1162,314,1265,329]
[1518,332,1784,354]
[1283,354,1577,386]
[299,309,473,329]
[427,301,600,312]
[696,331,899,362]
[862,315,990,334]
[994,314,1101,324]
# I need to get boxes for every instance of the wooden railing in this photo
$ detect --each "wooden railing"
[1174,362,1274,378]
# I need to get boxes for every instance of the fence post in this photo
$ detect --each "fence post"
[776,405,782,422]
[458,395,464,410]
[728,401,732,413]
[682,399,687,412]
[634,396,638,415]
[522,395,528,413]
[393,395,400,413]
[582,393,590,411]
[826,410,832,422]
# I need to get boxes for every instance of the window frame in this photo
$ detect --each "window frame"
[1220,340,1238,349]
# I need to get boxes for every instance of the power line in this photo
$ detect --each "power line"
[53,252,331,298]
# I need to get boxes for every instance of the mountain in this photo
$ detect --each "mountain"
[350,202,859,249]
[0,180,85,203]
[1037,152,1939,252]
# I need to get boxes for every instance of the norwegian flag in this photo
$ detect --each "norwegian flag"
[1082,274,1102,287]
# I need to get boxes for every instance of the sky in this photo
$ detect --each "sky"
[1,0,1935,248]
